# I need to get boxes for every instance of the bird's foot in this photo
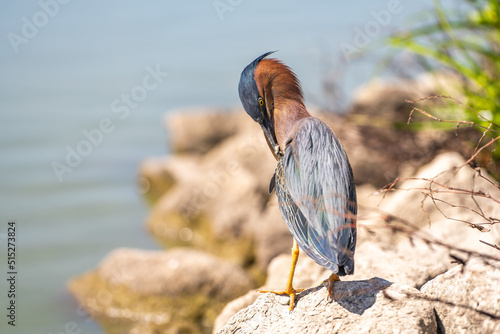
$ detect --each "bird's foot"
[323,273,341,298]
[258,287,305,311]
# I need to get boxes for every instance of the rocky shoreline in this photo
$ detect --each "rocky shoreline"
[69,78,500,333]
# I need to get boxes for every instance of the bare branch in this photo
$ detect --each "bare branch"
[406,95,500,131]
[479,240,500,252]
[366,96,500,273]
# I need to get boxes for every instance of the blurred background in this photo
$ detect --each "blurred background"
[4,0,492,333]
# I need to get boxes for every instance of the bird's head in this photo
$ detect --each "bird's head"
[238,51,275,124]
[238,51,280,157]
[238,51,306,159]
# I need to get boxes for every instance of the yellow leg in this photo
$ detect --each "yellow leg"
[324,273,340,297]
[258,239,304,311]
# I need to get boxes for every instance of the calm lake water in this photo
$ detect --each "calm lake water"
[0,1,432,332]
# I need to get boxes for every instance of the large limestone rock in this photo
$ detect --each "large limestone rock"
[213,239,446,332]
[213,238,448,334]
[350,239,451,289]
[69,248,254,334]
[216,278,437,334]
[138,155,201,203]
[213,254,331,332]
[421,257,500,334]
[166,108,248,154]
[215,244,500,333]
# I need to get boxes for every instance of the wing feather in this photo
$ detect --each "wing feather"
[275,117,357,275]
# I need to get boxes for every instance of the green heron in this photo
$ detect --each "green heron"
[238,52,357,311]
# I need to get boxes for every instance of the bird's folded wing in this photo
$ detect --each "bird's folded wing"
[276,117,356,272]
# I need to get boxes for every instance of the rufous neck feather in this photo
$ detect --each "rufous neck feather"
[254,59,310,150]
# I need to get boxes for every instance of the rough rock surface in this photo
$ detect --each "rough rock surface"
[138,155,201,203]
[217,278,437,334]
[69,248,254,334]
[421,257,500,333]
[213,238,448,333]
[216,249,500,334]
[96,248,253,299]
[213,254,332,332]
[213,290,262,333]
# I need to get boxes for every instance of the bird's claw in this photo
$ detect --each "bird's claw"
[323,273,341,298]
[258,287,305,311]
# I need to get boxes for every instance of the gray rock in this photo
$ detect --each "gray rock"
[421,257,500,334]
[213,290,262,333]
[213,239,448,333]
[138,155,201,203]
[97,248,253,300]
[217,278,437,334]
[350,239,451,289]
[213,254,329,333]
[69,248,254,334]
[165,108,248,154]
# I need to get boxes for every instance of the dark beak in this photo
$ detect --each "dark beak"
[260,117,281,160]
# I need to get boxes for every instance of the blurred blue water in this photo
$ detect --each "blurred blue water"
[0,1,431,333]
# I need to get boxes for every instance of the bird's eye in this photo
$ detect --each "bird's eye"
[258,97,264,106]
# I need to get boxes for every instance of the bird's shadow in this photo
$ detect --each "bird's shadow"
[297,277,393,315]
